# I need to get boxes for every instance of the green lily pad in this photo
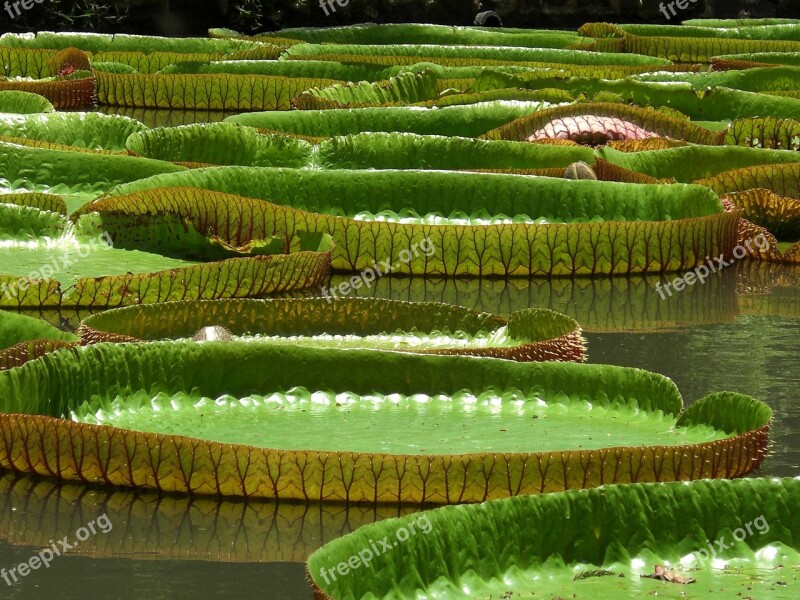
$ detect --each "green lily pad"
[606,26,800,62]
[713,51,800,68]
[77,298,586,362]
[93,169,737,276]
[456,73,800,121]
[281,43,674,68]
[0,202,64,237]
[94,69,346,111]
[0,342,771,502]
[307,477,798,599]
[0,309,79,371]
[0,90,54,113]
[315,132,595,171]
[597,145,800,183]
[610,22,800,41]
[156,59,392,81]
[0,201,334,307]
[0,309,76,350]
[682,18,800,29]
[0,111,147,151]
[294,70,442,110]
[126,122,312,167]
[225,102,542,139]
[0,140,187,213]
[0,31,282,74]
[0,63,95,109]
[274,24,588,48]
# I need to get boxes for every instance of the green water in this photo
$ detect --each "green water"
[1,261,799,599]
[70,388,728,454]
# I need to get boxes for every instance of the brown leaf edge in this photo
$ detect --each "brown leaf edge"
[0,413,769,503]
[0,340,80,371]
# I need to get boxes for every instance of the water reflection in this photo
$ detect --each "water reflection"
[9,260,800,333]
[0,474,419,564]
[1,260,798,598]
[330,260,800,330]
[588,316,800,478]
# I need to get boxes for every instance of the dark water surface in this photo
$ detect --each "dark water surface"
[1,261,798,599]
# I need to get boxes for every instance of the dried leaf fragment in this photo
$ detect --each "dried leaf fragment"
[640,564,696,584]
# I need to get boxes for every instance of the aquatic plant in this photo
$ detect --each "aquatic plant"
[0,343,770,501]
[308,478,797,599]
[81,169,738,276]
[0,310,78,370]
[0,17,794,554]
[77,298,587,362]
[0,192,333,307]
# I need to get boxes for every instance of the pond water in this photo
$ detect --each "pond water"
[70,388,729,453]
[0,261,797,599]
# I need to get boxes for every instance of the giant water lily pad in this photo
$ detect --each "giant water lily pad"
[0,342,770,502]
[0,198,333,307]
[0,309,75,350]
[0,32,283,73]
[0,310,79,371]
[307,477,798,599]
[225,102,542,139]
[597,145,800,183]
[93,69,346,111]
[0,90,54,113]
[579,21,800,62]
[76,298,586,362]
[315,132,595,171]
[0,111,147,151]
[0,72,95,109]
[91,168,739,277]
[125,122,312,167]
[0,310,78,370]
[0,140,186,213]
[280,43,675,69]
[266,24,589,49]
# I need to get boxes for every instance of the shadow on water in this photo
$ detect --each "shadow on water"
[1,260,799,598]
[0,472,424,599]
